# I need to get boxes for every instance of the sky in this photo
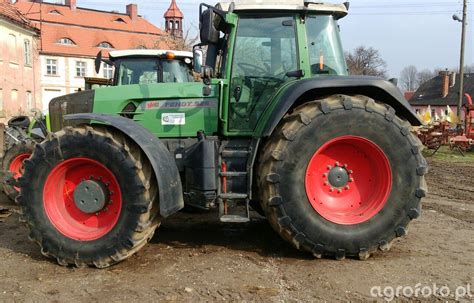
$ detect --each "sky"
[77,0,474,78]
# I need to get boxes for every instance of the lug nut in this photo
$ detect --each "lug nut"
[329,187,334,192]
[345,186,350,190]
[337,189,342,193]
[323,173,328,177]
[327,165,332,170]
[349,178,354,183]
[348,170,354,174]
[344,163,348,168]
[335,162,340,167]
[324,181,329,186]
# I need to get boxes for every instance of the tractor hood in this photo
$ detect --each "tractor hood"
[49,90,95,132]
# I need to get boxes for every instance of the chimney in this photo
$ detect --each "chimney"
[449,72,456,88]
[65,0,76,10]
[126,4,137,21]
[439,70,449,98]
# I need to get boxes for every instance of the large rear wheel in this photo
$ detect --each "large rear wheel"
[18,126,159,268]
[258,95,428,260]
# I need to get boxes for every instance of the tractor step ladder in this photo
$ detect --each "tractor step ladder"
[218,141,253,223]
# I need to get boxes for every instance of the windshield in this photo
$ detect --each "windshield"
[162,60,194,83]
[306,15,348,76]
[116,58,194,85]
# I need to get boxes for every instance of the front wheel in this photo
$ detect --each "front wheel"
[18,126,160,268]
[2,141,35,202]
[258,95,428,260]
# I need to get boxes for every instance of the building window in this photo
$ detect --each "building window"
[57,38,76,45]
[11,89,18,105]
[24,39,32,66]
[26,91,33,110]
[103,63,114,79]
[97,42,113,49]
[9,34,17,62]
[76,61,87,77]
[46,59,58,75]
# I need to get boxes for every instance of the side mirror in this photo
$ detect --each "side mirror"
[193,49,203,74]
[199,4,226,44]
[95,51,103,74]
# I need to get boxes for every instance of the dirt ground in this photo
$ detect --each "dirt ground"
[0,156,473,302]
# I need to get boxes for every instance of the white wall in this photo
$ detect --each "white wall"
[0,19,40,122]
[40,55,105,111]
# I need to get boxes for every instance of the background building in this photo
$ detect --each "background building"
[0,0,40,122]
[409,71,473,121]
[164,0,183,38]
[14,0,173,110]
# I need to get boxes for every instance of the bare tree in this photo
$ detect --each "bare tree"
[400,65,419,91]
[345,46,387,78]
[157,25,199,51]
[463,64,474,73]
[416,69,435,87]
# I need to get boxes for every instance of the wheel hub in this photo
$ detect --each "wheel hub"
[327,166,349,188]
[73,179,109,214]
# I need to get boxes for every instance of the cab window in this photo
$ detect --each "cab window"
[229,15,298,131]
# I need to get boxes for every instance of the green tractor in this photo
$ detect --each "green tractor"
[18,0,427,268]
[2,49,194,201]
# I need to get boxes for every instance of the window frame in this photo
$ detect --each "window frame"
[75,61,87,78]
[57,38,76,46]
[103,63,114,79]
[26,91,33,111]
[24,39,32,66]
[46,58,58,76]
[227,14,300,132]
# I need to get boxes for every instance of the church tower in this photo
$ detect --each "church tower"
[164,0,183,38]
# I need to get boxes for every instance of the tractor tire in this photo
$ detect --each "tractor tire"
[2,140,35,202]
[18,126,160,268]
[258,95,428,260]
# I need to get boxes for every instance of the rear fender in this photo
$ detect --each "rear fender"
[64,113,184,217]
[260,76,422,137]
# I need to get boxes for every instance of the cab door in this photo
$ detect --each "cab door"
[228,14,299,132]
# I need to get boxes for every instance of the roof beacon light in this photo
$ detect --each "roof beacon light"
[166,51,176,60]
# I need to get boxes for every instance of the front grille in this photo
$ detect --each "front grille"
[49,90,95,132]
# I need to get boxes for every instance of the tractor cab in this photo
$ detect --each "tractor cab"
[195,0,349,132]
[94,49,194,88]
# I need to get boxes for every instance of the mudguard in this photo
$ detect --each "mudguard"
[262,76,422,137]
[64,113,184,217]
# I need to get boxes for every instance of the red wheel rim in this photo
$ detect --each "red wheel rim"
[9,153,31,191]
[43,158,122,241]
[305,136,392,225]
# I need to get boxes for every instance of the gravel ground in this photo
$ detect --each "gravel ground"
[0,157,472,302]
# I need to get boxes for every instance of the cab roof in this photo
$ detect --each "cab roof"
[217,0,348,19]
[109,49,193,59]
